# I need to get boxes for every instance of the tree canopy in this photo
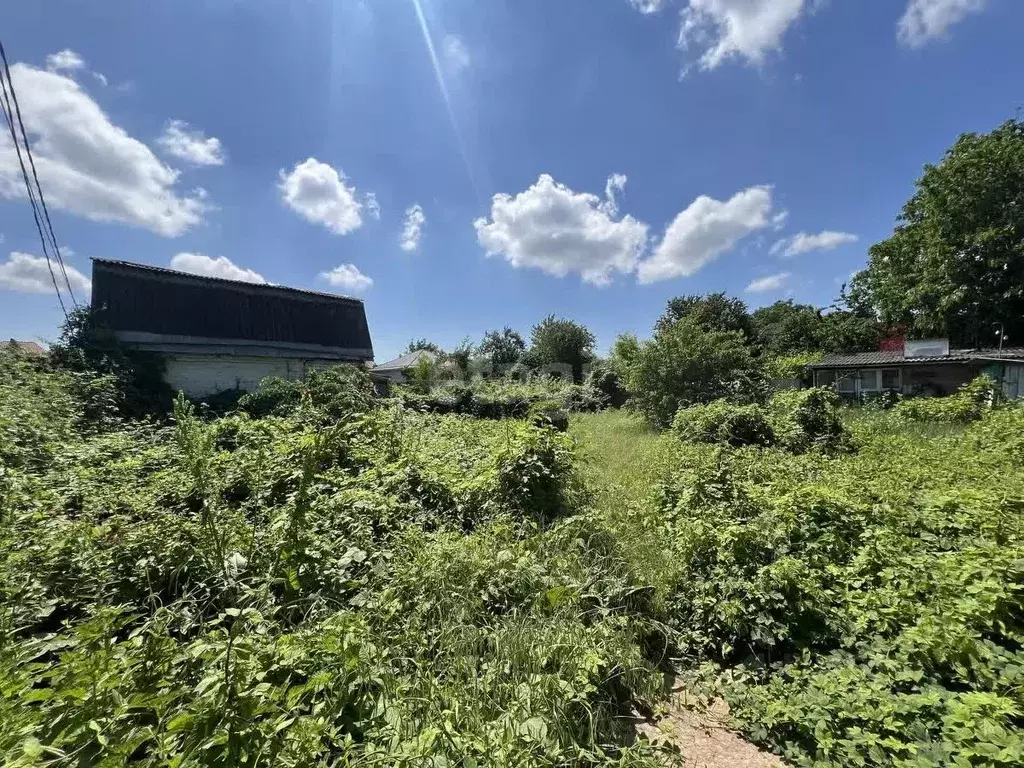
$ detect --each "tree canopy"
[477,327,526,370]
[529,315,596,383]
[655,292,755,340]
[404,338,444,356]
[751,300,822,356]
[855,118,1024,346]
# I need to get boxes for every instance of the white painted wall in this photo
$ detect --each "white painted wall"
[164,355,333,397]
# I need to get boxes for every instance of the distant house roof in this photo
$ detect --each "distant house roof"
[3,340,46,356]
[373,349,439,372]
[808,348,1024,369]
[91,259,373,360]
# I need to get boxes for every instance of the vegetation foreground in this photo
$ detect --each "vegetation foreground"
[2,351,1023,767]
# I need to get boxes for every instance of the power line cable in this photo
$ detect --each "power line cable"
[0,66,67,319]
[0,40,77,307]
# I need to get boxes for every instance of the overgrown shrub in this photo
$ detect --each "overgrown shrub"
[672,401,775,448]
[400,378,607,419]
[238,365,376,422]
[894,373,1004,422]
[656,404,1024,766]
[767,386,851,454]
[628,317,762,427]
[585,360,628,407]
[0,360,661,767]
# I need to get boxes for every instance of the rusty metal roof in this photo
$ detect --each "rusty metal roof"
[808,348,1024,369]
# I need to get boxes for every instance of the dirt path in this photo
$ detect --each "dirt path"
[635,689,784,768]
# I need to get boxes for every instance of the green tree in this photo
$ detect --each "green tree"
[478,327,526,370]
[815,309,884,354]
[608,333,641,379]
[628,317,759,427]
[856,118,1024,346]
[655,292,755,340]
[529,315,596,384]
[751,300,822,356]
[403,338,444,356]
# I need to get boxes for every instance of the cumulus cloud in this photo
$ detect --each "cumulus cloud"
[278,158,369,236]
[628,0,664,13]
[897,0,986,47]
[678,0,810,71]
[320,264,373,293]
[169,253,266,284]
[0,62,208,237]
[0,251,91,294]
[770,230,858,257]
[637,185,783,283]
[474,174,648,286]
[746,272,791,292]
[45,49,85,73]
[400,204,426,252]
[157,120,226,167]
[443,34,471,73]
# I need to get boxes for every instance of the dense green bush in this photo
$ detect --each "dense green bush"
[894,373,1004,422]
[628,317,762,427]
[400,378,607,419]
[671,387,849,454]
[655,405,1024,766]
[672,401,775,448]
[237,365,376,422]
[0,360,661,767]
[767,387,851,454]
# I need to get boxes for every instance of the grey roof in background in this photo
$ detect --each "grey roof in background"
[3,340,46,356]
[373,349,439,371]
[809,348,1024,369]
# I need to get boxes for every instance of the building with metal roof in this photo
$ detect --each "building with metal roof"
[808,339,1024,399]
[91,259,374,397]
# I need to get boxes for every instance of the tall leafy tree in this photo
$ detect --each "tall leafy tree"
[477,327,526,370]
[655,292,755,340]
[751,300,823,355]
[856,118,1024,346]
[529,315,596,383]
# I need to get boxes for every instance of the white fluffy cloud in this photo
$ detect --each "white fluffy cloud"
[0,62,207,237]
[169,253,266,284]
[637,185,782,283]
[770,230,858,257]
[443,35,471,73]
[679,0,810,71]
[897,0,986,47]
[365,192,381,220]
[320,264,373,293]
[746,272,791,292]
[157,120,226,167]
[0,251,91,295]
[278,158,370,236]
[400,204,426,252]
[628,0,664,14]
[45,49,85,73]
[474,174,648,286]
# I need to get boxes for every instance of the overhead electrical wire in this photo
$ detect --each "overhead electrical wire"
[0,39,77,315]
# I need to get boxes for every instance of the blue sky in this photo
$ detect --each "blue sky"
[1,0,1020,361]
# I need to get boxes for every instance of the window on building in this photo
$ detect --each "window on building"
[837,373,856,394]
[881,368,900,390]
[860,370,880,392]
[817,369,836,386]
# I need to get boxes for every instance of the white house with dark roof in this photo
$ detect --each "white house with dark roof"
[91,259,375,397]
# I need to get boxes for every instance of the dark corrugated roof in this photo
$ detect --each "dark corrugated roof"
[808,348,1024,368]
[374,349,439,371]
[91,259,373,356]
